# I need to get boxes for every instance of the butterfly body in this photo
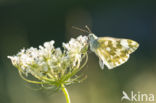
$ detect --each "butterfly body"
[88,33,99,52]
[88,33,139,70]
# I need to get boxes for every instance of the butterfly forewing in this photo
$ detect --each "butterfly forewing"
[95,37,139,69]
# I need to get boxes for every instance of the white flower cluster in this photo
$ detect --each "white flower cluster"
[8,35,88,85]
[63,35,88,67]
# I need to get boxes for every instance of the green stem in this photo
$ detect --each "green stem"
[61,84,71,103]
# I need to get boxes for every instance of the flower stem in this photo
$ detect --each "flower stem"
[61,84,71,103]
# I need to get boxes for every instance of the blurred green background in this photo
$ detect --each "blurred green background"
[0,0,156,103]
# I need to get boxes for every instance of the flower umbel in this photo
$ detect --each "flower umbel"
[8,35,88,88]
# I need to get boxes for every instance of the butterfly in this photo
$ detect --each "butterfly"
[72,26,139,69]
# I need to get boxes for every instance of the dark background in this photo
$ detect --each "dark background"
[0,0,156,103]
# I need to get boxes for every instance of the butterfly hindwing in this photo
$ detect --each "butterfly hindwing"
[94,37,139,69]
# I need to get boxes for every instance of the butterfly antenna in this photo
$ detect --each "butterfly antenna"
[85,25,92,33]
[72,26,90,34]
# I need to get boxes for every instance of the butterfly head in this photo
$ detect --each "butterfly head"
[88,33,97,41]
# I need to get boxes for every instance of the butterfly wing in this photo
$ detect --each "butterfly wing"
[94,37,139,69]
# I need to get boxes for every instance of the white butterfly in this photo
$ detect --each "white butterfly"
[73,26,139,69]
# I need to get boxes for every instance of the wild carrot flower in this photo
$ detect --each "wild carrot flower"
[8,35,88,103]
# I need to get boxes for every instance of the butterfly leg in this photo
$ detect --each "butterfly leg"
[99,59,104,70]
